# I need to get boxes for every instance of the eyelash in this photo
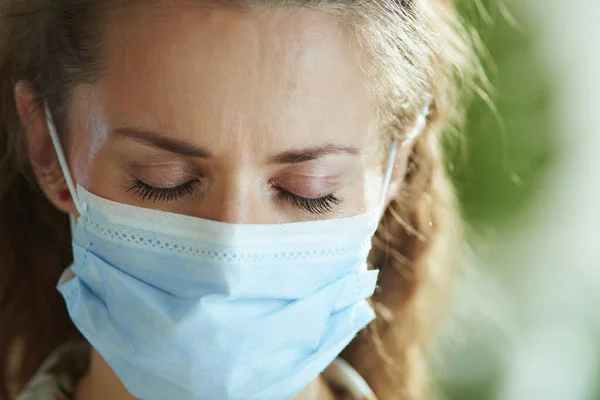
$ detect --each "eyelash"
[127,180,198,202]
[275,188,341,215]
[127,180,342,215]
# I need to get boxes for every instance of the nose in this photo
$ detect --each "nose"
[197,174,270,224]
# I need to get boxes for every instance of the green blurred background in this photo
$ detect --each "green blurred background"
[439,1,559,399]
[453,0,555,232]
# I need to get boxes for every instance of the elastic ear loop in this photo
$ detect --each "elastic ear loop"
[44,104,87,232]
[377,103,430,212]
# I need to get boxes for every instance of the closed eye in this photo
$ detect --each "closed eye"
[127,179,199,202]
[275,188,341,214]
[126,178,343,215]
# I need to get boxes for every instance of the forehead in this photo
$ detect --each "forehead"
[92,3,378,156]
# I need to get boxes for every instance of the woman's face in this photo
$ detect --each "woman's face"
[46,4,390,223]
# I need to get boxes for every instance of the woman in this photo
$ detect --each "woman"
[0,0,478,399]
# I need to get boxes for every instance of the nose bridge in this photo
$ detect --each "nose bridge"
[201,169,264,224]
[215,183,249,224]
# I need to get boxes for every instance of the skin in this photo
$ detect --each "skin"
[15,2,416,399]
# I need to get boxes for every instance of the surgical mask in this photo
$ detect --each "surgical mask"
[47,105,428,400]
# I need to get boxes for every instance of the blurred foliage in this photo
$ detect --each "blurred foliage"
[439,1,557,399]
[449,0,557,233]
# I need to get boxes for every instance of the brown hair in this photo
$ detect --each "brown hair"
[0,1,478,399]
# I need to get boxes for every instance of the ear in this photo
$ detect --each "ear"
[383,137,416,207]
[14,81,77,214]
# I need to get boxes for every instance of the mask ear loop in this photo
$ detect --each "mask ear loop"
[378,102,431,212]
[44,104,88,232]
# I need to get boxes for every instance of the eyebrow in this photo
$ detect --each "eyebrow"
[267,144,361,164]
[113,128,213,158]
[112,128,361,163]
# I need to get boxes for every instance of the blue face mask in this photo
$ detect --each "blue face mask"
[46,105,428,400]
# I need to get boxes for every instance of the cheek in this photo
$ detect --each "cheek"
[363,168,386,211]
[67,87,111,191]
[67,129,95,190]
[383,146,413,206]
[84,148,134,204]
[362,147,392,212]
[69,142,117,204]
[335,164,386,216]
